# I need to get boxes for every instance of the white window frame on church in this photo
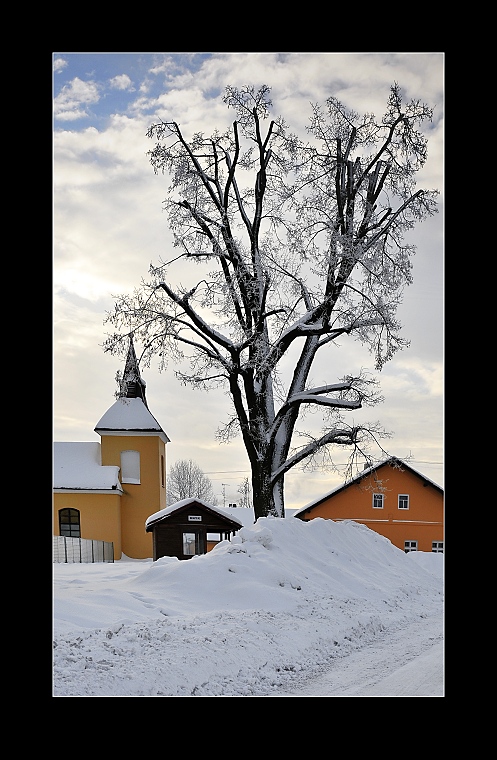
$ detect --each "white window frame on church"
[121,450,141,484]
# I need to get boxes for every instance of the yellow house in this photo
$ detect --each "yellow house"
[53,338,170,560]
[294,458,444,553]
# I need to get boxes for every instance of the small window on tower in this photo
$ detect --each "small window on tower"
[121,450,140,484]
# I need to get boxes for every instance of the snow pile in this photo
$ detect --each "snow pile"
[53,517,443,697]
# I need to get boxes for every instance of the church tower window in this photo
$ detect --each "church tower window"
[121,450,141,484]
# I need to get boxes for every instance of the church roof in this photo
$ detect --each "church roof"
[94,396,170,442]
[53,442,123,492]
[120,336,148,407]
[94,336,170,442]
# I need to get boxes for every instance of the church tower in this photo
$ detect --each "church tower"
[94,337,170,558]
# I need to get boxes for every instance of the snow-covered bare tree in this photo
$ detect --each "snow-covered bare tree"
[237,477,252,509]
[166,459,217,506]
[104,84,438,519]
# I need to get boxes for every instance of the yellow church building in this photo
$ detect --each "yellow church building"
[53,338,170,560]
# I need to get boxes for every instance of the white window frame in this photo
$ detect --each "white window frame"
[182,532,196,556]
[404,540,418,553]
[372,493,384,509]
[121,450,141,484]
[398,494,409,510]
[182,531,205,556]
[432,541,444,553]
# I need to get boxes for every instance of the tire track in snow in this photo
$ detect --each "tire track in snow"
[268,612,443,696]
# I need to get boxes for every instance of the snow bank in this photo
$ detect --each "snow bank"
[405,548,444,577]
[53,517,443,697]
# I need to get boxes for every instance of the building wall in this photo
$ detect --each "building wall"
[53,492,122,560]
[100,434,167,558]
[297,465,443,552]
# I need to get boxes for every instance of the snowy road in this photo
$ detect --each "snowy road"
[268,612,443,697]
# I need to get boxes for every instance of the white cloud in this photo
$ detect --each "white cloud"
[53,57,68,73]
[380,356,443,400]
[109,74,134,91]
[54,77,100,121]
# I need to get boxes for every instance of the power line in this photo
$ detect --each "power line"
[205,459,443,476]
[410,462,443,466]
[204,470,248,475]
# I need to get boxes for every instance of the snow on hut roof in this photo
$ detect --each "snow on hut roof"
[94,397,170,442]
[53,442,123,492]
[145,498,244,528]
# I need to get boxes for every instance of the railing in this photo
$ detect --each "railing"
[53,536,114,563]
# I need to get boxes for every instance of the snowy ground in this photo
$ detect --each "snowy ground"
[53,516,444,697]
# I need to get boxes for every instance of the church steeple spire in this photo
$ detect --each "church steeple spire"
[120,335,148,408]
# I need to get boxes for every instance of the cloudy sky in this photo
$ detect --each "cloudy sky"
[53,52,444,510]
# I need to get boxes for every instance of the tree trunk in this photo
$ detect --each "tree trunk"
[252,464,280,519]
[272,475,285,518]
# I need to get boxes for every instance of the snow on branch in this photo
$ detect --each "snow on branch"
[270,426,363,484]
[157,282,236,354]
[287,393,361,410]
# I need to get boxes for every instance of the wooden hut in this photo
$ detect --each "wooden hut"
[145,498,244,561]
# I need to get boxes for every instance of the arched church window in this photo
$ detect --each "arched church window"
[59,508,80,538]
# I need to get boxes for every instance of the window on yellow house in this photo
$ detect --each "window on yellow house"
[372,493,384,509]
[59,508,80,538]
[121,450,140,484]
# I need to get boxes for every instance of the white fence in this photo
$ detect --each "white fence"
[53,536,114,563]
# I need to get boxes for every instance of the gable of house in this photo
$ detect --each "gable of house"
[294,458,444,553]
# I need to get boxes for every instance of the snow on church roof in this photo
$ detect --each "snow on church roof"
[53,442,123,492]
[94,397,170,442]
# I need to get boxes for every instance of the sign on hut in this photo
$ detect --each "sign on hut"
[145,498,244,561]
